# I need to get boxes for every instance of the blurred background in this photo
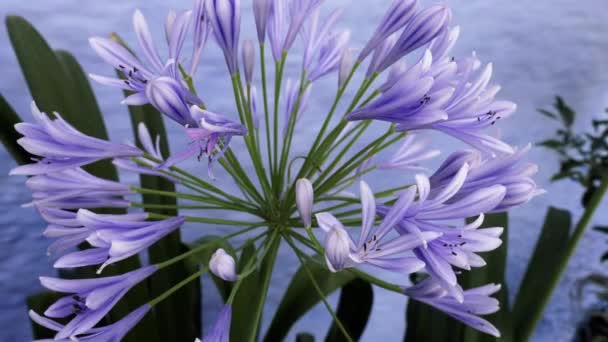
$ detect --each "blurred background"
[1,0,608,340]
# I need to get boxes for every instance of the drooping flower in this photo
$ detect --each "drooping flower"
[376,5,452,72]
[377,134,440,171]
[191,0,212,75]
[253,0,271,43]
[22,168,132,209]
[89,9,194,105]
[9,103,142,176]
[429,145,543,212]
[32,266,156,340]
[146,76,198,126]
[209,248,238,281]
[242,39,256,84]
[358,0,418,62]
[206,0,241,74]
[158,106,247,178]
[405,277,501,337]
[202,305,232,342]
[296,178,314,227]
[29,304,151,341]
[54,210,185,272]
[316,181,440,273]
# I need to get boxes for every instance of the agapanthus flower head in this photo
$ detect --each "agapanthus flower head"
[202,305,232,342]
[33,266,155,340]
[159,106,247,178]
[358,0,418,62]
[30,304,151,341]
[54,210,185,272]
[377,134,440,171]
[146,76,199,126]
[377,4,452,72]
[210,248,238,281]
[317,181,440,274]
[10,103,141,176]
[23,168,132,209]
[405,277,501,337]
[89,9,193,105]
[205,0,241,74]
[296,178,314,227]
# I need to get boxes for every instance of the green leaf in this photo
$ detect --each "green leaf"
[326,278,373,341]
[0,94,31,164]
[537,139,563,149]
[405,298,463,342]
[296,333,316,342]
[537,109,558,120]
[555,96,576,127]
[594,226,608,235]
[512,207,572,340]
[233,237,280,342]
[264,256,356,342]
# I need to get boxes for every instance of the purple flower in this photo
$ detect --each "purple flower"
[158,106,247,178]
[282,79,312,135]
[377,134,440,171]
[210,248,238,281]
[377,5,452,72]
[284,0,324,56]
[30,304,151,341]
[9,103,141,176]
[54,210,184,272]
[206,0,241,74]
[358,0,419,62]
[32,266,155,340]
[146,76,198,126]
[242,39,256,84]
[253,0,271,43]
[302,9,343,73]
[429,145,543,212]
[191,0,212,75]
[268,0,323,61]
[23,168,132,209]
[405,277,501,337]
[316,181,440,273]
[296,178,314,227]
[338,48,354,88]
[202,305,232,342]
[307,30,350,83]
[89,9,193,105]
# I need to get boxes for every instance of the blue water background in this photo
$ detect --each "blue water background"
[1,0,608,340]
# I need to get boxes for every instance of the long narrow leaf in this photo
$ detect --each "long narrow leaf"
[326,278,373,342]
[0,94,31,164]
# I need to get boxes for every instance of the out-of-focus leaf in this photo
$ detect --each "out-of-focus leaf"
[512,207,572,340]
[538,139,563,149]
[296,332,316,342]
[594,226,608,235]
[326,278,373,342]
[538,109,558,120]
[555,96,576,127]
[233,237,280,342]
[0,94,31,164]
[264,256,356,342]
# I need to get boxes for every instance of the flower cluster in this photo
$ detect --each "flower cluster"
[10,0,540,340]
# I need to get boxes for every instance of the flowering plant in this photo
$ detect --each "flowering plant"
[3,0,555,340]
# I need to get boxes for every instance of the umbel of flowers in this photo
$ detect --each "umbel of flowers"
[10,0,541,340]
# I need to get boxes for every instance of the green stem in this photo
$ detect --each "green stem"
[148,267,208,307]
[147,212,264,227]
[519,173,608,340]
[260,44,274,173]
[273,53,288,178]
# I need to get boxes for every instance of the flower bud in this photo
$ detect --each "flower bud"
[205,0,241,74]
[209,248,238,282]
[338,48,354,88]
[296,178,314,227]
[253,0,270,43]
[242,39,255,84]
[146,76,194,126]
[324,225,351,272]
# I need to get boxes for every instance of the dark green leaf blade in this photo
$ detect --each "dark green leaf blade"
[326,278,373,342]
[297,332,316,342]
[512,207,572,340]
[264,256,355,342]
[0,94,31,164]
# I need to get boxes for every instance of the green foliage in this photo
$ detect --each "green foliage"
[0,94,31,164]
[326,278,374,342]
[538,96,608,206]
[264,256,356,342]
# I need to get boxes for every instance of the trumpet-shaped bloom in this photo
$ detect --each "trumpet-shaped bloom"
[89,9,194,105]
[307,30,350,83]
[316,181,440,273]
[206,0,241,74]
[358,0,418,61]
[54,210,184,272]
[202,305,232,342]
[302,9,343,73]
[210,248,238,281]
[377,134,440,171]
[29,304,151,341]
[33,266,155,340]
[159,106,248,178]
[10,103,142,176]
[405,277,501,337]
[146,76,199,126]
[23,168,132,209]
